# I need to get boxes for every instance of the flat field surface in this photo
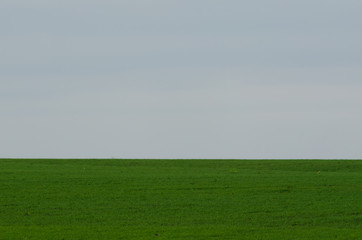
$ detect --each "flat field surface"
[0,159,362,239]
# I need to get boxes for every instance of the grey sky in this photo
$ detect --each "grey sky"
[1,0,362,158]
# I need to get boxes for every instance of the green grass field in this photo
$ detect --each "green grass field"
[1,159,361,239]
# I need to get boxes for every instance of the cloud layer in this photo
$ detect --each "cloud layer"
[1,0,362,158]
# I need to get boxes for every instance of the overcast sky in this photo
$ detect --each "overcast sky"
[1,0,362,159]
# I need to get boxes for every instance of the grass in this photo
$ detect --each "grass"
[0,159,361,239]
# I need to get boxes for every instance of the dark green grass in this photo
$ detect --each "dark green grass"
[1,159,362,239]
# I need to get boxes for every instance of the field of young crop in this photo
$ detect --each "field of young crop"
[0,159,361,239]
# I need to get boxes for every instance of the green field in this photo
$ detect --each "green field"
[0,159,361,239]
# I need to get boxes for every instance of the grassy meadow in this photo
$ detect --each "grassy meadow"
[0,159,361,239]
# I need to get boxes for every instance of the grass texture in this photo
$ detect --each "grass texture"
[0,159,361,239]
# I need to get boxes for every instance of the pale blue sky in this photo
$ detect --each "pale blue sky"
[1,0,362,158]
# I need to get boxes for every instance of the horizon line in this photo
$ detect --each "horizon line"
[1,158,362,160]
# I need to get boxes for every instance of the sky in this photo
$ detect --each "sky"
[1,0,362,159]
